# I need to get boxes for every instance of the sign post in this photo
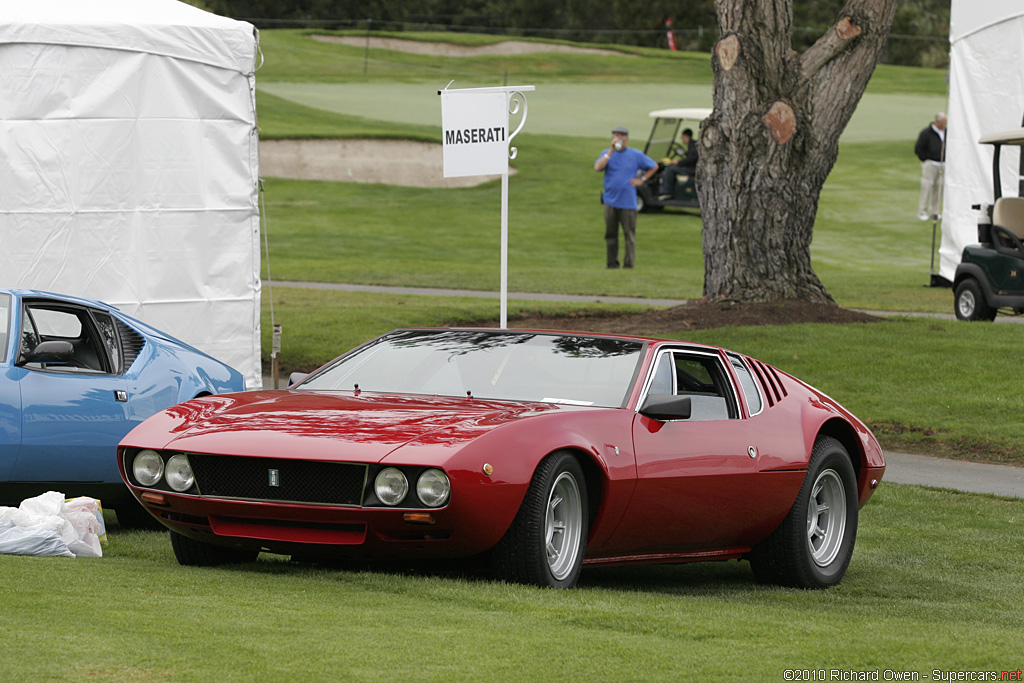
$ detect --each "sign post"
[440,83,534,328]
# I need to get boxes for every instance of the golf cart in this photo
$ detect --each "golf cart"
[636,107,712,213]
[953,127,1024,321]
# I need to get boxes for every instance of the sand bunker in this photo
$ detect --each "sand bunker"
[259,138,509,188]
[313,35,626,58]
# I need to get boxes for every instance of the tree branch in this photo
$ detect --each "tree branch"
[800,15,862,82]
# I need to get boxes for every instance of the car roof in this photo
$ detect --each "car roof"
[978,127,1024,146]
[648,108,713,121]
[0,287,115,311]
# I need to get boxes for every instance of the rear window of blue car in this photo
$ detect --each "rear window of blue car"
[299,330,646,408]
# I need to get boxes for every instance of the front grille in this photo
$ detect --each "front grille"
[189,455,367,506]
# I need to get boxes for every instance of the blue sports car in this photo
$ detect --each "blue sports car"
[0,288,245,527]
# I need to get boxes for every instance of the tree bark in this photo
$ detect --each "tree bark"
[698,0,898,303]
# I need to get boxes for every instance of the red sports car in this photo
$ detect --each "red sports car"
[118,328,884,589]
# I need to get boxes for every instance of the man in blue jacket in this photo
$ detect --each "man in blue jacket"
[594,126,657,268]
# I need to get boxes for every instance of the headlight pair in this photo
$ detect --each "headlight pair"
[132,449,195,492]
[374,467,450,508]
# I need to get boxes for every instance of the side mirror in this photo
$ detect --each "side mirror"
[287,372,308,387]
[638,394,692,421]
[21,340,74,365]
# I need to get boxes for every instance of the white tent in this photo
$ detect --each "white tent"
[0,0,262,388]
[942,1,1024,282]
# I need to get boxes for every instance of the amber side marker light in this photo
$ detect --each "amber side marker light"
[403,512,436,525]
[141,492,168,506]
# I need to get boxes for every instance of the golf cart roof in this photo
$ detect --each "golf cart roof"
[979,128,1024,146]
[648,108,713,121]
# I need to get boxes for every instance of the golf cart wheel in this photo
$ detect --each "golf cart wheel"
[635,190,662,213]
[954,279,996,322]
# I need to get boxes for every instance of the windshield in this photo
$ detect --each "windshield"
[644,117,680,158]
[297,330,646,408]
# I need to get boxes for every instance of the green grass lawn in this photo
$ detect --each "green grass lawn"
[257,132,946,309]
[2,483,1021,681]
[260,288,1024,464]
[6,29,1022,682]
[247,30,1018,462]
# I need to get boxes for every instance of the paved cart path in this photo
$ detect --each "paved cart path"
[883,452,1024,498]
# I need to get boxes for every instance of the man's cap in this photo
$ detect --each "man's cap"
[612,125,629,135]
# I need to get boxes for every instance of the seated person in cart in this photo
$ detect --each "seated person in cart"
[658,128,699,200]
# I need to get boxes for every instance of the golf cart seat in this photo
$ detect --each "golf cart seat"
[993,197,1024,238]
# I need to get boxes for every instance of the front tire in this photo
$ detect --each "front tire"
[114,501,165,530]
[170,530,259,567]
[954,278,997,321]
[749,436,858,588]
[491,452,588,589]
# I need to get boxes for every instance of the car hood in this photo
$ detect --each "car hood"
[124,389,567,464]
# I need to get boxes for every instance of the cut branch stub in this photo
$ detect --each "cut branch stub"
[836,17,862,40]
[762,101,796,145]
[715,34,740,71]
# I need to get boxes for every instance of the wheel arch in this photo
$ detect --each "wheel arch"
[953,263,993,296]
[815,418,862,479]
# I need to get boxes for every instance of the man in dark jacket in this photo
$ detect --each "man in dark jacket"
[915,112,946,220]
[658,128,699,199]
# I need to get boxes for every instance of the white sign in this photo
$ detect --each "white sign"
[440,88,510,178]
[438,84,535,328]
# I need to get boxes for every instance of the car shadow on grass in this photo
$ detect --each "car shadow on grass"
[235,552,767,596]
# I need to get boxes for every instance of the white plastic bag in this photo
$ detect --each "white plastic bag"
[62,496,107,558]
[0,491,106,558]
[0,522,74,557]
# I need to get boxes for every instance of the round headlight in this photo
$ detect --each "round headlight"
[133,450,164,487]
[165,454,195,492]
[374,467,409,506]
[416,469,451,507]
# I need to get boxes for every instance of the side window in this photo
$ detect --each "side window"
[19,305,110,374]
[727,353,763,416]
[648,353,673,395]
[646,350,738,421]
[0,293,12,363]
[19,308,40,359]
[93,312,122,374]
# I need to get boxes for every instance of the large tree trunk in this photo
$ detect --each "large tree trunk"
[698,0,898,303]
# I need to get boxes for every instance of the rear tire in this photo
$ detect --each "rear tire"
[954,278,997,321]
[491,452,588,589]
[170,530,259,567]
[749,436,858,589]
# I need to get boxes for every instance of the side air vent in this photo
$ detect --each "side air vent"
[115,319,146,370]
[749,359,787,407]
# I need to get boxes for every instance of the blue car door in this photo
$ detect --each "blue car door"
[10,302,130,484]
